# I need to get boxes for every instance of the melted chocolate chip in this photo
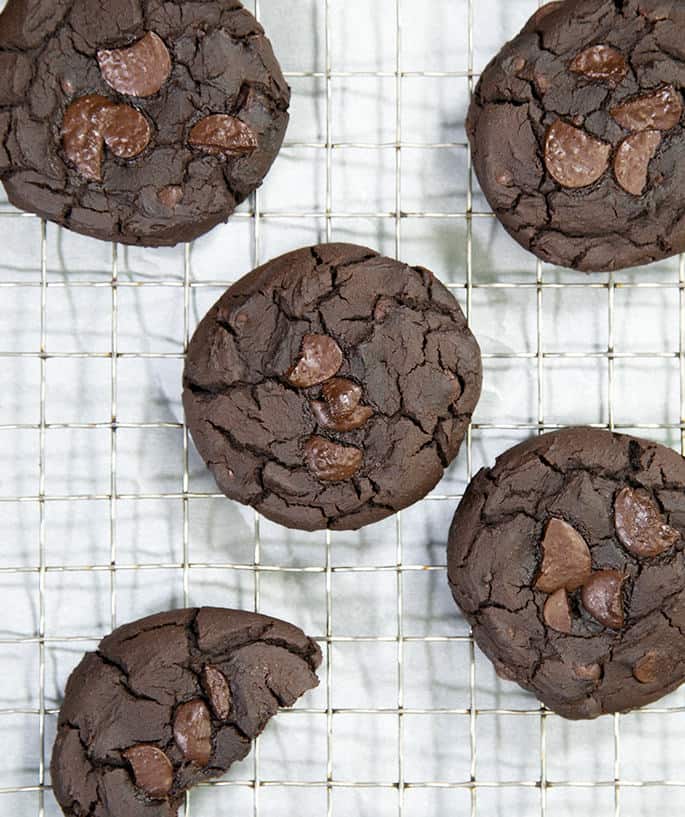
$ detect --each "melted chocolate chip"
[62,95,150,181]
[570,45,628,85]
[173,700,212,766]
[157,185,183,209]
[614,131,662,196]
[543,588,572,634]
[544,120,611,189]
[102,105,151,159]
[611,85,683,132]
[201,666,231,721]
[311,377,374,432]
[287,334,344,389]
[97,32,172,98]
[304,436,363,482]
[572,663,603,682]
[633,649,673,684]
[188,115,258,156]
[614,486,680,557]
[122,745,173,799]
[581,570,625,630]
[535,518,593,594]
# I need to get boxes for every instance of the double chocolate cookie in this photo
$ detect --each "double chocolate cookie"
[468,0,685,272]
[183,243,483,531]
[51,608,321,817]
[448,428,685,719]
[0,0,289,245]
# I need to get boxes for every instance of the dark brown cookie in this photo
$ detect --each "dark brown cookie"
[447,428,685,719]
[50,608,321,817]
[183,243,483,531]
[0,0,289,245]
[468,0,685,272]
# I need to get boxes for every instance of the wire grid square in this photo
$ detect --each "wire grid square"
[1,0,685,816]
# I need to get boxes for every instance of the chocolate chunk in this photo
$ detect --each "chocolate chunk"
[304,436,363,482]
[122,745,173,799]
[62,95,150,181]
[573,663,603,682]
[544,120,611,189]
[535,518,593,593]
[286,334,344,389]
[614,131,662,196]
[311,377,374,432]
[188,115,258,156]
[97,32,172,98]
[633,650,673,684]
[570,45,628,85]
[543,588,573,634]
[615,486,680,557]
[173,700,212,766]
[525,1,564,30]
[201,666,232,721]
[611,85,683,132]
[102,105,151,159]
[158,185,183,209]
[581,570,625,630]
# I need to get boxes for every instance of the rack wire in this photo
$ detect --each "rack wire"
[2,1,685,816]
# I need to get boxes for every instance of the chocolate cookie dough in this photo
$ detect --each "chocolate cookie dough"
[183,243,483,531]
[0,0,289,245]
[51,608,321,817]
[447,428,685,719]
[468,0,685,272]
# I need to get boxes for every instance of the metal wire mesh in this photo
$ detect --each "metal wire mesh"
[2,1,685,816]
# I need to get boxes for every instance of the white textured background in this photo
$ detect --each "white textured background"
[1,1,685,815]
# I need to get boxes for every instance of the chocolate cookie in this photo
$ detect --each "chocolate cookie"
[51,608,321,817]
[183,243,483,531]
[468,0,685,272]
[447,428,685,719]
[0,0,289,245]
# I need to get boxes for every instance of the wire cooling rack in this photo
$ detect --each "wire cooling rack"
[2,1,685,816]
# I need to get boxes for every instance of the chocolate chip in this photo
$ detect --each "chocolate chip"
[62,95,151,181]
[173,700,212,766]
[544,120,611,189]
[97,32,172,98]
[611,85,683,132]
[614,486,680,557]
[188,115,258,156]
[543,588,572,634]
[570,45,628,85]
[157,185,183,209]
[201,666,231,721]
[633,649,673,684]
[572,663,603,682]
[287,334,343,389]
[527,1,564,28]
[512,56,526,73]
[311,377,374,432]
[122,745,173,799]
[614,131,662,196]
[581,570,625,630]
[535,518,593,594]
[102,105,151,159]
[304,436,363,482]
[495,169,514,186]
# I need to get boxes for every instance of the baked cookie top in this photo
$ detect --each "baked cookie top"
[51,608,321,817]
[183,243,483,531]
[448,428,685,719]
[0,0,289,245]
[468,0,685,272]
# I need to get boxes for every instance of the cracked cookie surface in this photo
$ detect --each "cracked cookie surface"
[183,243,483,531]
[0,0,289,246]
[51,607,321,817]
[468,0,685,272]
[448,427,685,719]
